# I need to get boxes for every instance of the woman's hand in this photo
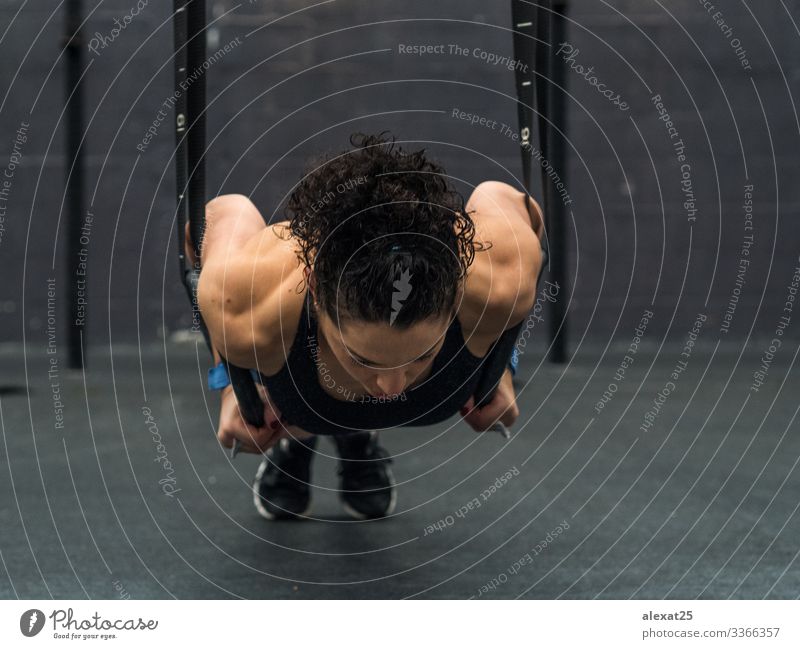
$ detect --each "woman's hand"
[460,369,519,432]
[216,383,287,453]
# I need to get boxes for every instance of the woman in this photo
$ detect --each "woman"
[192,132,544,520]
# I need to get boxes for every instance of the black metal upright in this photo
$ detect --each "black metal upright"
[65,0,85,369]
[548,1,569,363]
[174,0,206,295]
[534,0,553,175]
[173,0,265,429]
[174,0,190,282]
[185,0,207,260]
[174,0,210,351]
[511,0,569,364]
[511,0,537,198]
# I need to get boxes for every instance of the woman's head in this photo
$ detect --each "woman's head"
[286,131,477,328]
[284,132,480,396]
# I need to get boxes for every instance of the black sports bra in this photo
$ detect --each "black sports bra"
[255,292,487,435]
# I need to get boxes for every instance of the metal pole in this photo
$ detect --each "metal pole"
[65,0,85,369]
[175,0,209,340]
[174,0,190,280]
[186,0,206,259]
[548,1,569,364]
[511,0,536,196]
[512,0,568,364]
[173,0,266,430]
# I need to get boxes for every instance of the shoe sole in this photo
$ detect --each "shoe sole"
[252,459,312,521]
[340,464,397,520]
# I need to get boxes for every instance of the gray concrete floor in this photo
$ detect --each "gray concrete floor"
[0,338,798,599]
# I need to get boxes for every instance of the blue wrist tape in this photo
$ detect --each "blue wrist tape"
[207,361,231,390]
[508,348,519,376]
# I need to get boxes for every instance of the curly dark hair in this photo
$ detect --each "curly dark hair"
[282,132,483,328]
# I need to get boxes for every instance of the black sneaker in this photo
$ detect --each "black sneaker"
[252,436,317,520]
[335,431,396,520]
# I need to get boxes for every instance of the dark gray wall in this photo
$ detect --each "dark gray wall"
[1,0,799,352]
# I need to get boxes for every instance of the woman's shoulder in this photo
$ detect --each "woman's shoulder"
[244,222,310,375]
[457,236,541,357]
[200,221,308,373]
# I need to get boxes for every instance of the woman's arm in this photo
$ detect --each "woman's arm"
[192,194,303,453]
[195,194,303,373]
[461,181,543,355]
[459,181,544,431]
[185,194,268,366]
